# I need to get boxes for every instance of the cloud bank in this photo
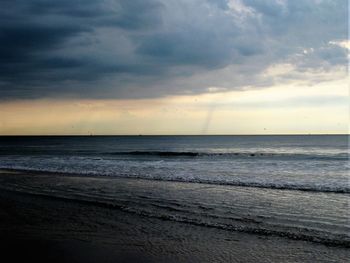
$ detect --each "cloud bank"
[0,0,347,99]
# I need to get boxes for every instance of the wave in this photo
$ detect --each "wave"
[169,179,350,194]
[107,150,348,160]
[118,207,350,248]
[2,168,349,194]
[110,151,202,157]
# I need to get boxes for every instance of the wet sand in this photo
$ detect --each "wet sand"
[0,170,349,263]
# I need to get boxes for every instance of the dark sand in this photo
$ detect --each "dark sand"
[0,170,348,263]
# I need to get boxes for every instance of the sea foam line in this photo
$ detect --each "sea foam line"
[1,167,349,194]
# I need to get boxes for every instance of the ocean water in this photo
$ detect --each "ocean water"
[0,135,348,192]
[0,135,349,247]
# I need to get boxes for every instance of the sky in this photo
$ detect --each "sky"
[0,0,348,135]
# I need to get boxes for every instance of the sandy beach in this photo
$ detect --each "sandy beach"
[0,169,348,263]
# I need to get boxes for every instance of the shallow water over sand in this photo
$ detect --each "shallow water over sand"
[0,171,349,263]
[0,171,349,247]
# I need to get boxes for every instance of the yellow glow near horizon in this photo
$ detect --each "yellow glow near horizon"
[0,77,348,135]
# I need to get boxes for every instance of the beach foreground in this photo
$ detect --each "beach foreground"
[0,170,348,263]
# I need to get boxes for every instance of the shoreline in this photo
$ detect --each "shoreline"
[1,168,348,194]
[0,170,349,262]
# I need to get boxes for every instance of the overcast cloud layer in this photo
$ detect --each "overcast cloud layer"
[0,0,348,99]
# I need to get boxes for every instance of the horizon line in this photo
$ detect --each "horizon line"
[0,133,348,137]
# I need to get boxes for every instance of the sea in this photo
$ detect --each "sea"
[0,135,349,247]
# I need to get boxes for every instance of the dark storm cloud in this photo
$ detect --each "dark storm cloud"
[0,0,347,100]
